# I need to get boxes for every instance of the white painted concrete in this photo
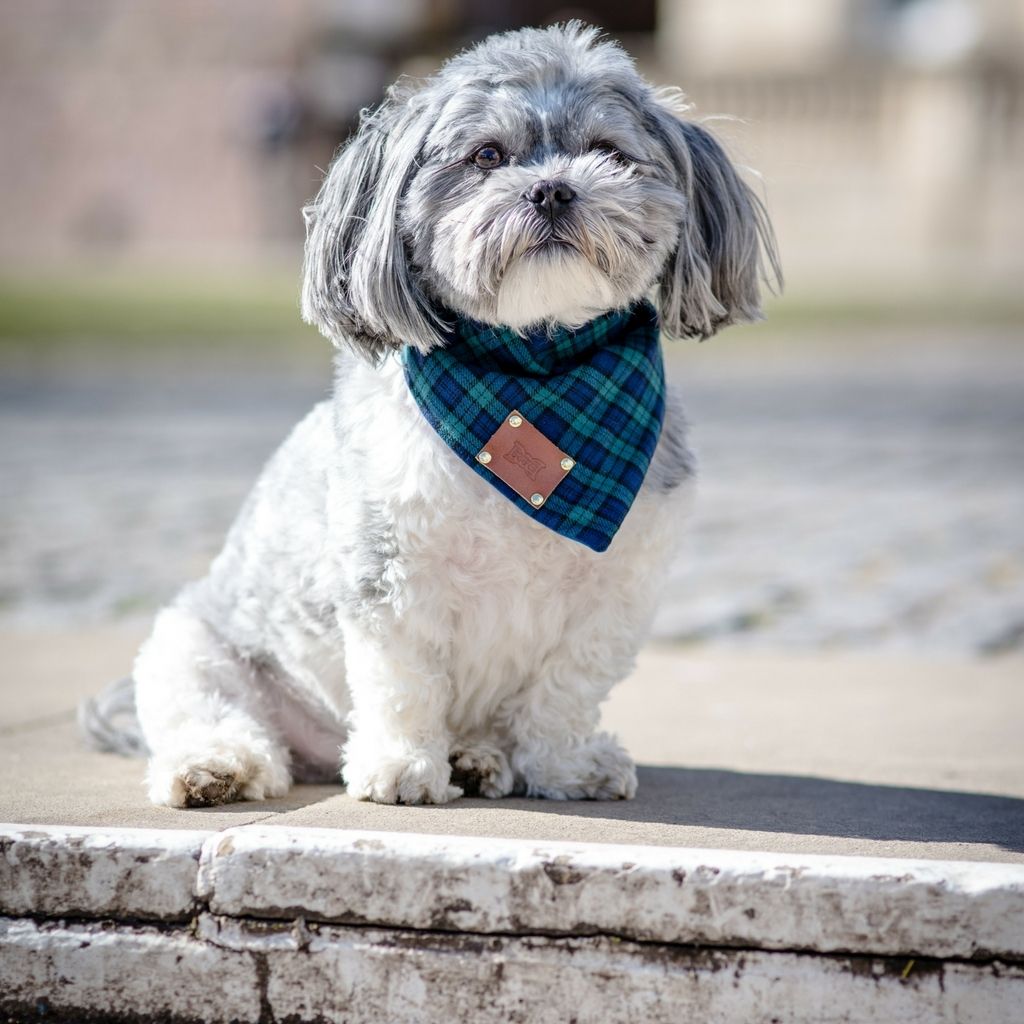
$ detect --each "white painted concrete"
[3,822,1023,1022]
[0,917,260,1023]
[198,825,1024,959]
[3,915,1022,1024]
[0,823,210,920]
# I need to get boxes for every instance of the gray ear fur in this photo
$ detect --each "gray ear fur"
[652,109,781,339]
[301,85,446,360]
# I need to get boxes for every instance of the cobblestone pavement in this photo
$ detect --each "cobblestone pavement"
[1,327,1022,653]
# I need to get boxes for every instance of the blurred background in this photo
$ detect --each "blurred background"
[1,0,1022,653]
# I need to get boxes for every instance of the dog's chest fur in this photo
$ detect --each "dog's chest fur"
[191,351,691,748]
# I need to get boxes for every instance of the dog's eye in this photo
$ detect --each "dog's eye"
[471,145,504,170]
[591,141,629,164]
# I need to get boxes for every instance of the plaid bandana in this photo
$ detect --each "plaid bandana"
[402,301,665,552]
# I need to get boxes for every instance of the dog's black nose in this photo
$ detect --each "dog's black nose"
[526,179,576,216]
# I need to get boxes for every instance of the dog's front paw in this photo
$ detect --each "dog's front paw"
[516,732,637,801]
[343,749,462,805]
[450,742,514,799]
[146,741,291,808]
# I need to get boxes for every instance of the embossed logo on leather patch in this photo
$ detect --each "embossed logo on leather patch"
[475,410,574,508]
[505,440,545,480]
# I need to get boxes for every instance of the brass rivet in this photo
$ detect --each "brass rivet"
[560,457,575,471]
[530,493,544,506]
[508,414,523,428]
[477,450,492,464]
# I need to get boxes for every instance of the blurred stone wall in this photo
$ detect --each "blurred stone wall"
[658,0,1024,292]
[0,0,460,267]
[1,0,1020,294]
[0,1,314,265]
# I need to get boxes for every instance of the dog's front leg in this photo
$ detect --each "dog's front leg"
[507,623,642,801]
[340,623,461,804]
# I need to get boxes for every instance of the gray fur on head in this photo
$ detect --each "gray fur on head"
[301,21,781,358]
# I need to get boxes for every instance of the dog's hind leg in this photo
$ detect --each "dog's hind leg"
[134,606,291,807]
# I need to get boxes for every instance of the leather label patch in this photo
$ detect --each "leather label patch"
[476,410,574,508]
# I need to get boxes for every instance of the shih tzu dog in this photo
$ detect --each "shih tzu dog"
[83,22,778,806]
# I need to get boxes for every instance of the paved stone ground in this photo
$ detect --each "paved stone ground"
[1,325,1022,653]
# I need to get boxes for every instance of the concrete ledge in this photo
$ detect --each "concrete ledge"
[0,824,207,921]
[198,825,1024,960]
[4,916,1021,1024]
[3,823,1023,1022]
[0,917,261,1023]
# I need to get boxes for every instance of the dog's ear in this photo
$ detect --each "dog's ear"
[301,85,446,361]
[650,99,781,340]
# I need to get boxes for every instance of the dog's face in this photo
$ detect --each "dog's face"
[402,69,685,332]
[302,23,779,359]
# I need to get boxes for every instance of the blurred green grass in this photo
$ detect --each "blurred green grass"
[0,272,318,347]
[1,272,1021,352]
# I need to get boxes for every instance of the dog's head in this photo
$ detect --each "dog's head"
[302,22,780,360]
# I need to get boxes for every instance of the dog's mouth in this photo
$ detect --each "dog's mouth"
[521,237,581,258]
[520,229,612,276]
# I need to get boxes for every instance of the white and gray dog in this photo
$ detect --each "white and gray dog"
[84,23,778,807]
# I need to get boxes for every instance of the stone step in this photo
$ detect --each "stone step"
[3,823,1022,1022]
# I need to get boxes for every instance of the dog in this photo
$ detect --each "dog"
[82,22,778,807]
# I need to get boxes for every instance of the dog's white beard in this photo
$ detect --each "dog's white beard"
[494,250,617,330]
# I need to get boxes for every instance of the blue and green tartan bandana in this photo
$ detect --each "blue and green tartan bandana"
[402,301,665,553]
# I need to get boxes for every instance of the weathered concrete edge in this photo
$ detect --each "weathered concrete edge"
[0,823,212,921]
[4,915,1023,1024]
[4,822,1023,961]
[198,826,1024,961]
